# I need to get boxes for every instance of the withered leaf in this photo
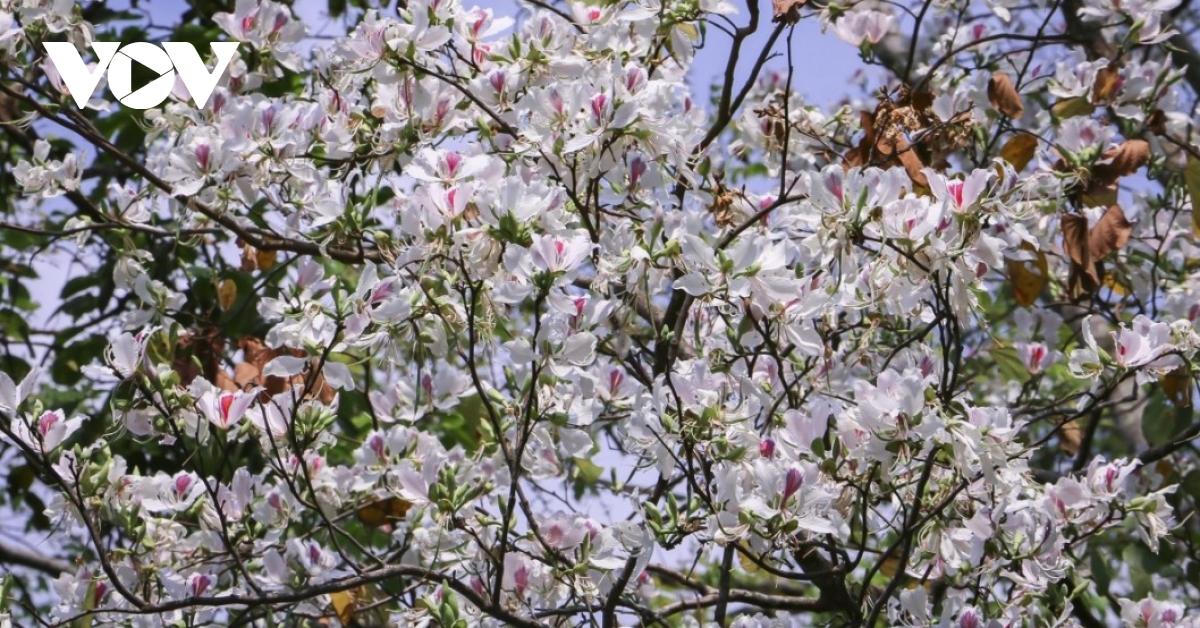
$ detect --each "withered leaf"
[1062,206,1133,300]
[256,248,277,271]
[330,589,359,627]
[1091,63,1121,104]
[894,137,928,187]
[1058,420,1082,455]
[1092,139,1150,182]
[1186,156,1200,238]
[215,370,238,392]
[1102,273,1131,297]
[1061,213,1090,268]
[1005,245,1048,307]
[1062,213,1096,300]
[356,496,413,528]
[233,362,260,388]
[987,72,1024,119]
[237,338,337,403]
[997,134,1038,172]
[1161,366,1192,408]
[771,0,804,24]
[217,278,238,312]
[910,90,935,114]
[1088,204,1133,260]
[842,146,864,171]
[1079,182,1118,209]
[1146,109,1167,135]
[171,329,225,387]
[1051,97,1095,120]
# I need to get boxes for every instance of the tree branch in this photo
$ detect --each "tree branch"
[0,539,72,576]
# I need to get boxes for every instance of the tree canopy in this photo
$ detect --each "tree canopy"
[2,0,1200,625]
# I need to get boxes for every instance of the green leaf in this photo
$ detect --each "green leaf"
[1143,391,1193,448]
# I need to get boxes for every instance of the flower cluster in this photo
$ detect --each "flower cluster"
[1,0,1200,624]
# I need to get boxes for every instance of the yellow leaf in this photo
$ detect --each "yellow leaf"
[330,588,359,626]
[1161,366,1192,408]
[998,134,1038,172]
[1058,420,1082,455]
[737,551,761,573]
[1185,156,1200,238]
[356,496,412,528]
[1005,245,1048,307]
[216,278,237,312]
[878,556,900,578]
[256,248,277,271]
[1102,273,1129,296]
[1051,97,1095,120]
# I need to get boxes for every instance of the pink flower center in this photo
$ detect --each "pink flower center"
[194,144,211,171]
[369,434,386,461]
[220,393,236,422]
[489,71,506,94]
[444,152,462,177]
[590,93,608,123]
[192,574,213,597]
[947,180,965,207]
[609,369,624,394]
[514,565,530,594]
[174,474,193,498]
[38,411,59,437]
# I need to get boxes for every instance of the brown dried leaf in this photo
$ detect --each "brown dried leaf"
[997,134,1038,172]
[1061,213,1090,268]
[1091,63,1121,104]
[171,329,225,387]
[1093,139,1150,182]
[910,90,935,114]
[1062,213,1096,300]
[1005,245,1048,307]
[1147,109,1167,135]
[239,338,288,398]
[894,137,928,187]
[771,0,804,24]
[842,147,864,171]
[215,370,238,392]
[356,496,413,528]
[239,243,258,272]
[239,338,275,372]
[1161,366,1192,408]
[1088,204,1132,260]
[233,362,260,388]
[1058,420,1082,455]
[987,72,1024,119]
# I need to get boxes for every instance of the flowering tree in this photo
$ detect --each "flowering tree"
[1,0,1200,624]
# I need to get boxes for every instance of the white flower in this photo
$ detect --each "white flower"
[0,367,41,414]
[1113,315,1173,368]
[195,382,262,431]
[832,10,895,46]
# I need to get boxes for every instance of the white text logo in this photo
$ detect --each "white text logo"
[43,42,240,109]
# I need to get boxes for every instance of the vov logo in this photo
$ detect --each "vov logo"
[43,42,240,110]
